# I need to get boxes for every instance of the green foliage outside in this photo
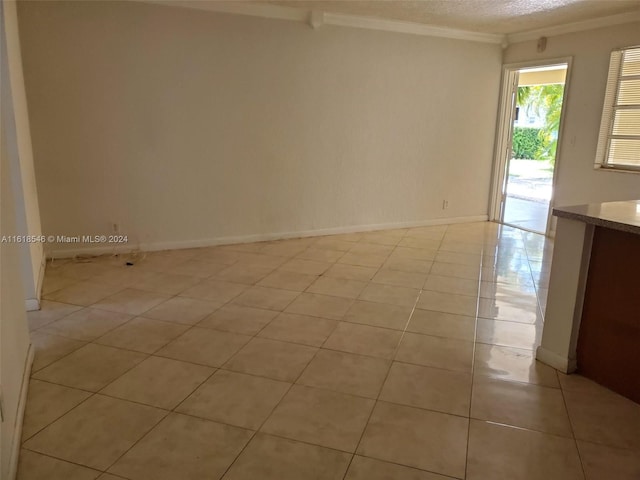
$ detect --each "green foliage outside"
[512,127,545,159]
[514,84,564,162]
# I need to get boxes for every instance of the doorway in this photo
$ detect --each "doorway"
[490,60,570,235]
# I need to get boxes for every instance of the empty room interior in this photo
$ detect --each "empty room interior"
[2,0,640,479]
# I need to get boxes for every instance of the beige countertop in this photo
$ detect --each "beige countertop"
[553,200,640,235]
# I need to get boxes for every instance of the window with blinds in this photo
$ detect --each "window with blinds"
[595,45,640,170]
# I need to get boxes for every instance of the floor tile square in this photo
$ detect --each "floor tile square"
[380,362,471,416]
[143,296,220,325]
[198,304,278,335]
[395,332,473,372]
[307,276,367,299]
[40,275,81,297]
[133,272,201,295]
[323,263,378,281]
[33,343,147,391]
[93,289,171,316]
[345,455,451,480]
[223,433,350,480]
[224,337,317,382]
[22,380,92,441]
[371,269,427,289]
[44,281,124,307]
[261,385,374,452]
[577,440,640,480]
[407,309,475,341]
[109,413,251,480]
[439,240,484,254]
[257,312,337,347]
[179,279,247,304]
[424,274,479,297]
[232,286,300,311]
[382,256,433,274]
[476,318,542,350]
[466,420,583,480]
[323,322,402,359]
[398,236,442,250]
[343,300,412,330]
[473,343,559,387]
[297,349,390,398]
[435,251,482,266]
[285,293,353,320]
[195,248,245,265]
[215,263,276,285]
[357,402,468,478]
[338,252,386,268]
[157,327,251,367]
[405,227,445,242]
[429,262,480,280]
[38,300,132,338]
[349,242,395,256]
[391,246,437,261]
[258,270,318,291]
[30,332,86,372]
[359,283,420,307]
[298,247,345,263]
[24,395,166,470]
[416,290,477,316]
[101,356,213,409]
[96,317,189,353]
[478,296,541,324]
[279,258,332,275]
[177,370,290,429]
[16,450,100,480]
[563,387,640,450]
[471,376,572,437]
[27,301,83,331]
[165,259,228,278]
[235,253,287,269]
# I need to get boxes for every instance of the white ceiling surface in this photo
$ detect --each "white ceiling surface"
[268,0,640,34]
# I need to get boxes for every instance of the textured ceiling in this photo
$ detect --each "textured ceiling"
[267,0,640,34]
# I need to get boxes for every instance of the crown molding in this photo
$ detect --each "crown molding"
[138,0,505,44]
[323,11,504,44]
[137,0,640,47]
[507,10,640,44]
[138,0,309,22]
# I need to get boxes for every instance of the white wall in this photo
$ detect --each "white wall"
[2,0,44,307]
[17,1,501,256]
[504,22,640,208]
[0,45,32,480]
[0,124,31,480]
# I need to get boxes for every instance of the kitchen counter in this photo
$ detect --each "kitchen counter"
[553,200,640,235]
[538,199,640,403]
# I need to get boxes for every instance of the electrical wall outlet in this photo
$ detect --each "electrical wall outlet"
[442,199,449,210]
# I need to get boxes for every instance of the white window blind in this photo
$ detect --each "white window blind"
[596,45,640,170]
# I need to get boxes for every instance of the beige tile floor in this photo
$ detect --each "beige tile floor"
[19,222,640,480]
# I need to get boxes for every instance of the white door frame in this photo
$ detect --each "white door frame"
[489,57,573,236]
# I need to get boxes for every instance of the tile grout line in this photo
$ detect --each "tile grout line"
[462,222,494,480]
[29,223,562,478]
[556,371,589,479]
[339,225,446,480]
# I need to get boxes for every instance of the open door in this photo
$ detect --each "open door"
[490,60,571,235]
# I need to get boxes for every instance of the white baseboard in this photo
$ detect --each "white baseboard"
[47,214,489,259]
[8,343,34,480]
[536,345,576,373]
[25,257,46,311]
[24,298,40,312]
